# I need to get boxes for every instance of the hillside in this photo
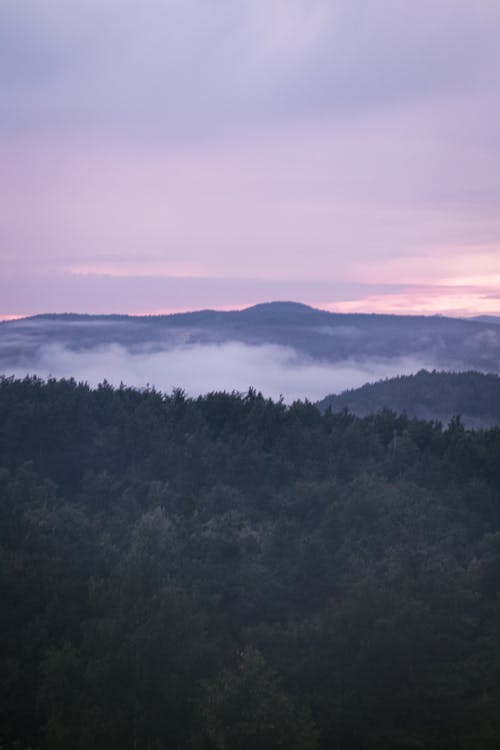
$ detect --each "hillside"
[317,369,500,427]
[470,315,500,325]
[2,302,500,373]
[1,376,500,749]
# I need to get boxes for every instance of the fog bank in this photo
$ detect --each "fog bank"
[4,341,435,402]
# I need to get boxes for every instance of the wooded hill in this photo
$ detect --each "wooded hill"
[317,369,500,428]
[1,376,500,749]
[2,302,500,372]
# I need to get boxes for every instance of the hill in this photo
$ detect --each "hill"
[2,301,500,373]
[317,369,500,427]
[469,315,500,325]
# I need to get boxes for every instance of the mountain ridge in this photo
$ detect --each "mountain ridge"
[2,301,500,375]
[8,300,496,325]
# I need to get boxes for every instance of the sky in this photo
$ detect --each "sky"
[1,0,500,318]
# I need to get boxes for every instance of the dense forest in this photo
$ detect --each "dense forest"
[317,370,500,428]
[1,375,500,749]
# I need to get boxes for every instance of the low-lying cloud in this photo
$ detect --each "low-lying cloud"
[4,341,434,403]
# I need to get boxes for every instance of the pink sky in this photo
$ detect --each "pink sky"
[1,1,500,318]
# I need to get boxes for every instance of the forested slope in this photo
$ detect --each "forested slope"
[317,369,500,428]
[1,376,500,749]
[2,303,500,371]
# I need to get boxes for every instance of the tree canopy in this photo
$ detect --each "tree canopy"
[1,375,500,749]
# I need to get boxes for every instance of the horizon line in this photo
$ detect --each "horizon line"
[1,300,498,323]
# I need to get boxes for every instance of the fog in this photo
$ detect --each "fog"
[4,341,434,402]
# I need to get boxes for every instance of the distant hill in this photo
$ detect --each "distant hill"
[317,369,500,428]
[469,315,500,325]
[2,301,500,374]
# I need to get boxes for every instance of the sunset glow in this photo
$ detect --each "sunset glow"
[1,1,500,318]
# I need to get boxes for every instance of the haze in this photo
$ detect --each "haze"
[5,341,436,403]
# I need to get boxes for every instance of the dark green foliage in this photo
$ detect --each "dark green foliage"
[317,369,500,428]
[1,375,500,749]
[197,648,319,749]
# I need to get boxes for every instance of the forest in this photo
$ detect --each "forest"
[317,369,500,428]
[1,375,500,749]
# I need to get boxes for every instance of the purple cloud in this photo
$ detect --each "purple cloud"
[1,1,500,316]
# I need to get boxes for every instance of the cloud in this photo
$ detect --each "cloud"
[326,287,500,318]
[3,340,434,403]
[0,267,412,317]
[2,104,499,299]
[1,1,500,317]
[2,0,499,140]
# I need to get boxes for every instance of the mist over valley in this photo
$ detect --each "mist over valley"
[2,302,500,403]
